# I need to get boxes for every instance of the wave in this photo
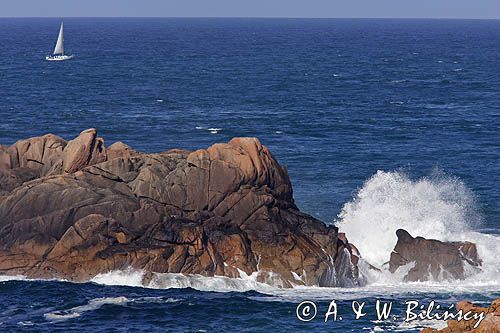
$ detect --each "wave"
[44,297,128,321]
[208,127,222,134]
[2,270,499,299]
[91,269,276,293]
[1,170,497,295]
[194,126,222,134]
[44,296,180,322]
[336,170,499,285]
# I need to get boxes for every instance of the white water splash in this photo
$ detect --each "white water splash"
[336,170,500,285]
[90,269,277,293]
[1,170,498,295]
[91,269,144,287]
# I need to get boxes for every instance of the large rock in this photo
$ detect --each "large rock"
[0,129,361,288]
[389,229,482,282]
[0,129,108,186]
[421,298,500,333]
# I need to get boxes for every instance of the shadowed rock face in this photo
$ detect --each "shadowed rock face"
[389,229,482,282]
[0,129,361,288]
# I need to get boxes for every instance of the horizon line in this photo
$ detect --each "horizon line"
[1,16,500,20]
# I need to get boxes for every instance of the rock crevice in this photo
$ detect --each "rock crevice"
[0,129,361,287]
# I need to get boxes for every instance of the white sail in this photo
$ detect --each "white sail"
[53,22,64,55]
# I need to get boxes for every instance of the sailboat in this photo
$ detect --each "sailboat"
[46,22,74,61]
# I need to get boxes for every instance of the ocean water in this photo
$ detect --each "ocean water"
[0,18,499,332]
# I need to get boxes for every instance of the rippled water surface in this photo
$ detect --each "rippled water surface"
[0,18,499,332]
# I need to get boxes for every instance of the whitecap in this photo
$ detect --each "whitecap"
[131,296,180,304]
[17,321,34,326]
[395,318,448,331]
[208,128,222,134]
[148,271,277,293]
[44,297,128,322]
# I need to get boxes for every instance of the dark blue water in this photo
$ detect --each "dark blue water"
[0,18,499,332]
[0,280,498,332]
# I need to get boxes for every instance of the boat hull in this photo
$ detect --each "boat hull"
[46,55,74,61]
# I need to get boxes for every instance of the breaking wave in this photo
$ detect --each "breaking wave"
[0,170,498,294]
[90,269,276,293]
[336,170,500,285]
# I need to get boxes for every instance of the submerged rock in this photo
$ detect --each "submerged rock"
[0,129,361,288]
[389,229,482,282]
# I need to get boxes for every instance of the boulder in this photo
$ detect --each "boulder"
[389,229,482,282]
[0,129,107,178]
[62,128,106,173]
[0,129,361,288]
[421,298,500,333]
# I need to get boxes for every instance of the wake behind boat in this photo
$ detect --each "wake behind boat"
[46,22,74,61]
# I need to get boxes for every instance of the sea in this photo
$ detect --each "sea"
[0,18,499,332]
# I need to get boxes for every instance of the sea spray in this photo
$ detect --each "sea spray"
[336,170,499,284]
[336,170,479,268]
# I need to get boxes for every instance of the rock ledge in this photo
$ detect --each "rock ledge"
[0,129,361,288]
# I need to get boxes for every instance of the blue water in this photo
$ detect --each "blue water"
[0,18,499,332]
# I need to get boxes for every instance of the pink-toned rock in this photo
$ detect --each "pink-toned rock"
[389,229,482,281]
[62,128,106,173]
[107,141,139,160]
[0,129,361,288]
[1,133,66,175]
[422,298,500,333]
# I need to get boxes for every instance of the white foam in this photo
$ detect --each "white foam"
[337,170,478,267]
[2,171,498,296]
[395,319,448,331]
[336,170,500,285]
[17,321,34,326]
[149,272,276,293]
[44,297,128,322]
[91,269,144,287]
[208,128,222,134]
[0,275,26,282]
[130,296,180,304]
[85,265,500,300]
[88,268,276,293]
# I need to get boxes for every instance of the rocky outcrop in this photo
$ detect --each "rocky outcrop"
[422,298,500,333]
[0,129,361,288]
[389,229,482,282]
